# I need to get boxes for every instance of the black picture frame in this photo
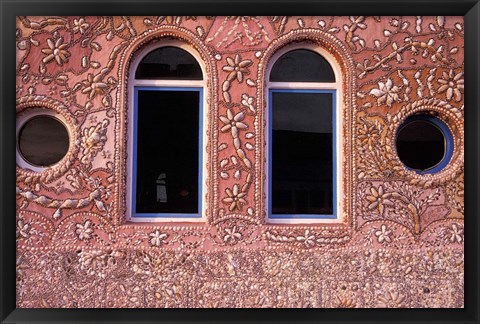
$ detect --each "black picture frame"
[1,1,478,323]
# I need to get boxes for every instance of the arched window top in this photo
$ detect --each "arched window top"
[269,49,335,83]
[127,41,206,222]
[135,46,203,80]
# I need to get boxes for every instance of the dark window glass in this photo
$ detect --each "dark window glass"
[271,92,333,215]
[135,90,199,214]
[270,49,335,82]
[135,46,203,80]
[18,116,69,167]
[396,115,449,172]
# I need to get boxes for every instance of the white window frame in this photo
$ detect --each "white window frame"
[265,43,345,224]
[126,40,207,222]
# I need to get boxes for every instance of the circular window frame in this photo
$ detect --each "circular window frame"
[395,114,454,174]
[388,99,464,187]
[16,97,79,184]
[17,113,71,169]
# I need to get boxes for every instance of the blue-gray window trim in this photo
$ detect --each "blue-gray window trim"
[396,114,454,175]
[132,86,203,218]
[268,88,337,220]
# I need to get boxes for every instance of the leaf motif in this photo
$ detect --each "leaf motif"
[220,159,229,168]
[437,16,445,27]
[220,172,229,179]
[196,26,205,37]
[91,42,102,51]
[243,158,252,169]
[223,91,231,103]
[222,80,230,92]
[297,18,305,28]
[53,209,62,220]
[369,89,384,97]
[95,199,106,212]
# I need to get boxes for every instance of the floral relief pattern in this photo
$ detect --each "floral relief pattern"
[222,184,248,211]
[437,69,464,102]
[369,78,402,107]
[42,37,71,66]
[16,16,463,308]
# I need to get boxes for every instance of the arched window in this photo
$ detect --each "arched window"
[267,45,341,223]
[127,42,205,221]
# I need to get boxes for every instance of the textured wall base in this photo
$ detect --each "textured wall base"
[17,247,463,308]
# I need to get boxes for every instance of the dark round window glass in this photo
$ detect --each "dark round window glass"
[18,116,69,167]
[135,46,203,80]
[396,115,453,174]
[270,49,335,82]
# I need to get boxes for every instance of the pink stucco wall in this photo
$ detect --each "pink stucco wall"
[16,16,464,308]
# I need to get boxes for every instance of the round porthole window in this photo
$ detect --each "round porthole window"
[396,114,454,174]
[17,115,70,167]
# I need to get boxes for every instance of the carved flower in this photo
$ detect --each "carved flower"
[375,224,392,243]
[78,250,103,269]
[220,109,248,138]
[75,220,94,240]
[222,54,252,83]
[357,123,380,150]
[82,73,108,100]
[78,250,122,278]
[222,184,247,211]
[369,78,401,107]
[41,37,70,65]
[66,169,83,189]
[73,17,89,34]
[449,224,463,243]
[377,290,406,308]
[437,69,463,102]
[80,119,109,166]
[296,229,316,247]
[224,226,242,243]
[16,220,30,239]
[241,94,255,113]
[366,185,394,216]
[149,230,167,247]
